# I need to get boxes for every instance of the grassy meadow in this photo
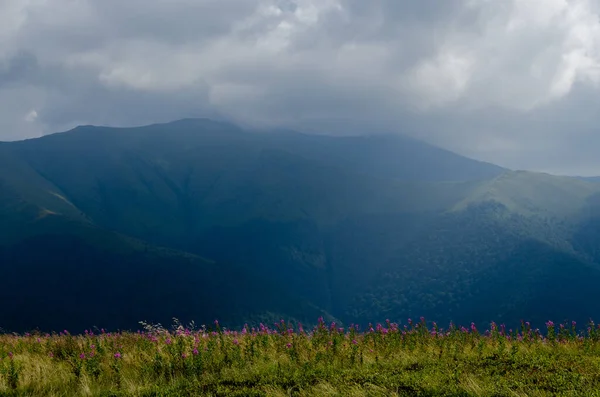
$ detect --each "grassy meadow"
[1,318,600,396]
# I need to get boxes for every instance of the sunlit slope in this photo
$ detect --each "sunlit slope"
[453,170,600,218]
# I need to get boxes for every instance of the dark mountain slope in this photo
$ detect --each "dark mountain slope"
[262,131,506,181]
[342,200,600,330]
[0,215,333,332]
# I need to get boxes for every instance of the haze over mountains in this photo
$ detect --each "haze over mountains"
[2,118,600,332]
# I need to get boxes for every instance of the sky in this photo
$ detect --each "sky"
[1,0,600,175]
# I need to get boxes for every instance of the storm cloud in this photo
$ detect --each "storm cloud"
[1,0,600,174]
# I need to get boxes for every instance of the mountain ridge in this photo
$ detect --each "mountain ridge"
[2,118,600,332]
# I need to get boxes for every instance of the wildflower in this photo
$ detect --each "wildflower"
[192,348,199,356]
[286,343,292,349]
[48,352,54,358]
[114,352,122,359]
[8,352,13,360]
[233,339,239,345]
[546,321,554,328]
[352,339,358,345]
[165,338,172,345]
[181,353,187,359]
[79,353,86,360]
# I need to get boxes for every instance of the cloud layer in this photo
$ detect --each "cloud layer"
[1,0,600,174]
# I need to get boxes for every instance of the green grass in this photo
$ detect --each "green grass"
[2,319,600,396]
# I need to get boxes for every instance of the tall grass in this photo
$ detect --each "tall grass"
[2,317,600,396]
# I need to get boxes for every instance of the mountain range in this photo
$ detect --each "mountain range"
[2,118,600,332]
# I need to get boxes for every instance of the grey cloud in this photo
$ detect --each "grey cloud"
[1,0,600,175]
[0,52,39,88]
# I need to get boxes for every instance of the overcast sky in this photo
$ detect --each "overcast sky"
[1,0,600,175]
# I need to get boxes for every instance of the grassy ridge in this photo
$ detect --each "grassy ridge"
[2,318,600,396]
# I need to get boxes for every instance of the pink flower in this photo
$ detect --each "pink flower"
[114,352,122,359]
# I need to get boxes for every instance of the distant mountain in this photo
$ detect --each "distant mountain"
[2,119,600,332]
[581,176,600,182]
